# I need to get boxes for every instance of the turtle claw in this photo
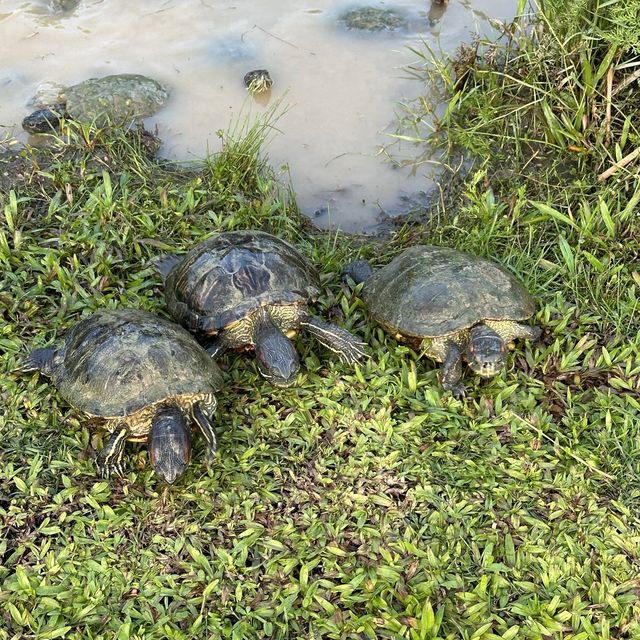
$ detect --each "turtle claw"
[205,448,218,468]
[97,460,125,479]
[442,381,466,399]
[337,340,368,366]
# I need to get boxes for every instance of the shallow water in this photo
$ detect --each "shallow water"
[0,0,517,232]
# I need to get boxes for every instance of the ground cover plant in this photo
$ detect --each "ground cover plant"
[1,0,639,637]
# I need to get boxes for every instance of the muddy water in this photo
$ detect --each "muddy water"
[0,0,517,232]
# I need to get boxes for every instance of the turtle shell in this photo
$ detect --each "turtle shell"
[47,309,222,420]
[363,245,536,338]
[65,74,169,126]
[338,7,408,32]
[163,230,320,334]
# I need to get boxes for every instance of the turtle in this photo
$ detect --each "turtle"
[156,230,366,387]
[22,74,169,134]
[338,6,408,32]
[427,0,449,26]
[344,245,542,396]
[244,70,273,94]
[17,309,223,483]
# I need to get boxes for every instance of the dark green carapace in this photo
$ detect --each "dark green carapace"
[346,245,541,396]
[158,230,366,387]
[18,309,222,483]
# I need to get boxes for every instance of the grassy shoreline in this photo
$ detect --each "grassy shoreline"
[2,1,640,638]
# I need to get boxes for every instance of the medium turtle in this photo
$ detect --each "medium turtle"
[344,245,541,396]
[157,230,366,387]
[17,309,223,483]
[22,74,169,134]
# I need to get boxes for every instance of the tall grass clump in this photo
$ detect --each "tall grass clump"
[396,0,639,335]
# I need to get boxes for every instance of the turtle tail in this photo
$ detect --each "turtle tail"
[16,347,55,376]
[341,260,374,285]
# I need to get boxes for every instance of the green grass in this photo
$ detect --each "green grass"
[1,1,640,637]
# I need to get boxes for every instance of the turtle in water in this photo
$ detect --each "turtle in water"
[244,70,273,94]
[17,309,223,483]
[22,74,169,134]
[157,230,366,387]
[344,245,541,396]
[427,0,449,26]
[338,6,408,32]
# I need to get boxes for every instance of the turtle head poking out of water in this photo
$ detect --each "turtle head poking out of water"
[243,69,273,94]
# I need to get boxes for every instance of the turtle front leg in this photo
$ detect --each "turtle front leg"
[299,315,367,365]
[192,396,218,465]
[440,343,465,398]
[16,347,56,375]
[486,320,542,343]
[96,426,128,478]
[509,322,542,341]
[206,335,230,360]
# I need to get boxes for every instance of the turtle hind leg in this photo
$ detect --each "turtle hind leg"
[300,315,367,365]
[16,347,56,375]
[192,397,217,465]
[342,260,373,285]
[153,254,183,282]
[96,426,128,479]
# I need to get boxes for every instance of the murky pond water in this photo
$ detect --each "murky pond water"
[0,0,517,232]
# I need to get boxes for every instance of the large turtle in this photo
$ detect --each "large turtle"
[17,309,223,483]
[344,245,541,396]
[22,74,169,134]
[157,230,366,387]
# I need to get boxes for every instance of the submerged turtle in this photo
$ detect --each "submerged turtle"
[244,69,273,94]
[17,309,223,483]
[157,230,366,387]
[22,74,169,134]
[427,0,449,26]
[338,6,408,32]
[344,246,541,396]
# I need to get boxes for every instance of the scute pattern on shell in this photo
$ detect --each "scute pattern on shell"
[363,245,536,338]
[164,230,320,334]
[48,309,223,419]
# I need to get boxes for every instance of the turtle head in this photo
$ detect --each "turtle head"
[22,105,65,135]
[254,315,299,387]
[466,324,506,378]
[148,404,191,484]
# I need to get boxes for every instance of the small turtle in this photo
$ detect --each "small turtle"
[17,309,223,483]
[427,0,449,26]
[338,6,408,32]
[344,245,541,396]
[47,0,80,13]
[22,74,169,134]
[244,70,273,94]
[157,230,366,387]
